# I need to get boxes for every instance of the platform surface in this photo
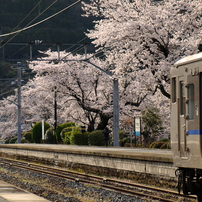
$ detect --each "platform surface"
[0,180,50,202]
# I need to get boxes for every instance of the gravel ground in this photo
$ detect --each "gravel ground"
[0,163,148,202]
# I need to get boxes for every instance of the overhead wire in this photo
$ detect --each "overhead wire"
[32,36,88,61]
[0,89,16,98]
[33,37,88,61]
[32,44,57,61]
[61,44,84,60]
[62,36,88,53]
[0,0,82,38]
[6,44,29,60]
[85,47,108,60]
[0,0,58,50]
[0,0,43,45]
[0,83,14,95]
[1,0,81,62]
[0,69,33,99]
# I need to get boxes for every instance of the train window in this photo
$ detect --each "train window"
[172,78,176,103]
[188,84,195,120]
[180,81,184,115]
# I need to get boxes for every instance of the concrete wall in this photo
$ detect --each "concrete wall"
[0,145,176,179]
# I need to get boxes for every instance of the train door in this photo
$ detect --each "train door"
[178,77,187,158]
[185,73,200,154]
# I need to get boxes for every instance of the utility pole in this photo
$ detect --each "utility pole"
[57,43,60,60]
[85,60,119,147]
[17,62,21,143]
[2,62,23,143]
[113,78,119,147]
[30,44,32,61]
[0,27,4,60]
[54,90,57,132]
[54,87,57,144]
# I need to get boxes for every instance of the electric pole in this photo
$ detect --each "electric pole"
[17,62,21,143]
[54,86,57,144]
[85,60,120,147]
[113,78,119,147]
[2,62,23,143]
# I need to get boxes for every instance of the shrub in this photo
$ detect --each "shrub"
[60,127,73,142]
[9,137,17,144]
[70,126,88,145]
[20,138,29,143]
[150,141,163,148]
[160,142,171,149]
[124,143,136,147]
[119,130,126,146]
[88,130,105,146]
[160,138,169,142]
[150,141,171,149]
[64,131,72,144]
[5,138,11,144]
[23,131,34,143]
[121,137,130,146]
[119,130,125,140]
[55,122,75,143]
[44,128,55,144]
[32,121,50,143]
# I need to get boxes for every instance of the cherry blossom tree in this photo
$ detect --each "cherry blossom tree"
[28,50,161,132]
[82,0,202,99]
[28,50,115,131]
[0,49,170,140]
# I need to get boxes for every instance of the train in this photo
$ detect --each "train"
[171,50,202,201]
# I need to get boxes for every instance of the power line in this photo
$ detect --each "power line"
[0,0,58,50]
[0,0,43,45]
[6,44,29,60]
[2,42,90,61]
[0,89,16,97]
[32,44,57,61]
[62,36,88,53]
[31,37,89,60]
[0,0,81,38]
[61,44,84,60]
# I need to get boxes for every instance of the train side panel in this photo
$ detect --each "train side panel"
[171,59,202,169]
[171,53,202,198]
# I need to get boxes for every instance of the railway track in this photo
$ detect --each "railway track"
[0,157,197,202]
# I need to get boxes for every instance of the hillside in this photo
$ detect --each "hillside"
[0,0,95,97]
[0,0,95,60]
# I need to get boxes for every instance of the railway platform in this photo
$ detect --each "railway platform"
[0,144,175,179]
[0,180,50,202]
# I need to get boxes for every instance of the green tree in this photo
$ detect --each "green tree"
[142,107,163,144]
[32,121,50,143]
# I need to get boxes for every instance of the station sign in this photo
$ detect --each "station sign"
[135,117,141,136]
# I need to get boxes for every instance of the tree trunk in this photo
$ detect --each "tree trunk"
[96,114,111,130]
[87,121,95,132]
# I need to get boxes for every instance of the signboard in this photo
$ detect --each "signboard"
[135,117,141,136]
[42,119,44,140]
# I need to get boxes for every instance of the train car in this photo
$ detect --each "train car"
[171,51,202,201]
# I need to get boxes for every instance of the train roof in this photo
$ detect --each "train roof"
[174,52,202,67]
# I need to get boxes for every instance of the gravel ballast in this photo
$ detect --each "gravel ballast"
[0,163,147,202]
